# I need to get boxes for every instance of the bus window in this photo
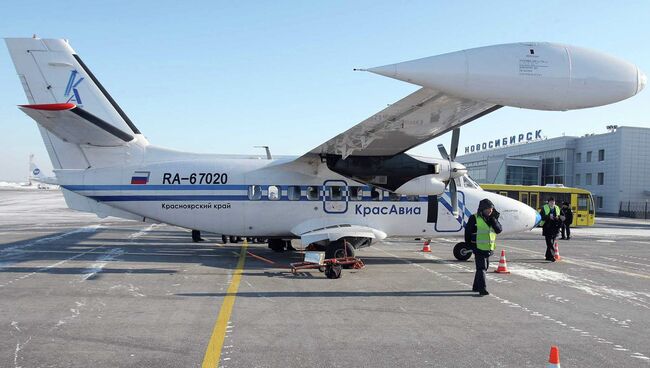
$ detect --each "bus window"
[577,194,588,211]
[530,193,539,209]
[499,191,508,197]
[519,192,529,206]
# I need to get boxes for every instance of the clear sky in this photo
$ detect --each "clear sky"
[1,0,648,181]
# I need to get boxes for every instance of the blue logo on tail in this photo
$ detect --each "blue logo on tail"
[64,70,84,104]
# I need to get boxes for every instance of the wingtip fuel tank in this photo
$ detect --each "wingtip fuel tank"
[367,42,645,111]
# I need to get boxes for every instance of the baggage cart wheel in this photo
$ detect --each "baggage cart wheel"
[325,264,342,279]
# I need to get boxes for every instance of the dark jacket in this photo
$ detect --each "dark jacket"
[561,207,573,225]
[464,212,503,247]
[540,205,562,237]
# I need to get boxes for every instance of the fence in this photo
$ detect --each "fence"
[619,201,649,219]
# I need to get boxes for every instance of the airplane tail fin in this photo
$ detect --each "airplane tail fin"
[4,37,145,170]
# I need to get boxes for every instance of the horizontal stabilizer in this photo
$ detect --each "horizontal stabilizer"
[19,103,134,146]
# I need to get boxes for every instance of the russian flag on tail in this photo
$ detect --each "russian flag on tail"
[131,171,150,185]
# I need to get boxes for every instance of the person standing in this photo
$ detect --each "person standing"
[539,197,563,261]
[465,198,502,296]
[560,201,573,240]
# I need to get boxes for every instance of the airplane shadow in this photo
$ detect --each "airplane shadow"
[176,290,478,298]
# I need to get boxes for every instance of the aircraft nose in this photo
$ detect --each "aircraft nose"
[534,212,542,227]
[639,67,647,94]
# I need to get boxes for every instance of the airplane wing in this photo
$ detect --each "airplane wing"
[305,87,501,159]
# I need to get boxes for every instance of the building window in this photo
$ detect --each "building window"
[268,185,280,200]
[542,156,565,185]
[597,172,604,185]
[598,149,605,161]
[586,173,592,185]
[575,174,580,185]
[348,186,363,201]
[596,196,604,209]
[287,186,301,201]
[576,152,581,163]
[307,186,320,200]
[506,165,538,185]
[586,151,592,162]
[248,185,262,200]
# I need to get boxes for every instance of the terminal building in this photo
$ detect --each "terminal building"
[456,126,650,215]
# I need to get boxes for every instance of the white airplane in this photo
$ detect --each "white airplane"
[28,154,58,186]
[4,38,645,264]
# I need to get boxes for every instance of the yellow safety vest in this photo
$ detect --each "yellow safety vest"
[475,214,496,251]
[539,204,561,226]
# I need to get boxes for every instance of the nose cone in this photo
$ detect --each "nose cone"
[639,67,647,94]
[450,162,467,178]
[523,205,541,231]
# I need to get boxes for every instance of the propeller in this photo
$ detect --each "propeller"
[437,128,461,216]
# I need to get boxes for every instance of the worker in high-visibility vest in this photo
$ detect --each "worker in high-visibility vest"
[465,198,502,296]
[539,197,564,261]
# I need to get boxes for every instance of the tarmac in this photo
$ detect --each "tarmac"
[1,188,649,367]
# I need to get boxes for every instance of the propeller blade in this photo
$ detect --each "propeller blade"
[437,144,449,160]
[449,178,458,215]
[450,128,460,161]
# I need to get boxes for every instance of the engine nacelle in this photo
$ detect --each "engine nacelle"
[394,175,446,196]
[368,42,645,111]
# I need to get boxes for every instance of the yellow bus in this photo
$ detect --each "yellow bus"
[479,183,595,226]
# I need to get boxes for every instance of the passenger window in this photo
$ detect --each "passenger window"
[268,185,280,200]
[287,185,301,201]
[329,186,343,201]
[348,186,363,201]
[370,187,382,201]
[307,186,320,201]
[388,192,401,201]
[407,195,420,202]
[248,185,262,200]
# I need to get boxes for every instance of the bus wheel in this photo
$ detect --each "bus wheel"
[453,242,473,261]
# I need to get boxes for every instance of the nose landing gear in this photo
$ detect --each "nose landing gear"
[453,242,473,261]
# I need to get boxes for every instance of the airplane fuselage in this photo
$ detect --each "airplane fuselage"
[58,147,539,241]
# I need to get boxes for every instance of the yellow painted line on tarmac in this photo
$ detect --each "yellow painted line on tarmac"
[201,240,248,368]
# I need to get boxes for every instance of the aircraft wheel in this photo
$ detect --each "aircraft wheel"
[325,240,355,259]
[221,235,228,244]
[268,239,285,252]
[453,242,473,261]
[325,264,342,279]
[229,236,238,243]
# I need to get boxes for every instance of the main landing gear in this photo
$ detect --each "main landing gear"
[453,242,473,261]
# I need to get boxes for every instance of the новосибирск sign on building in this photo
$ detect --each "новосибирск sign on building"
[464,130,543,153]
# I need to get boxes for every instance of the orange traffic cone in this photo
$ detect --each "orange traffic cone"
[554,241,561,261]
[547,345,561,367]
[421,239,431,252]
[494,249,510,274]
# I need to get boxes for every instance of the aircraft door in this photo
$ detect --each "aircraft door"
[435,191,465,232]
[323,180,348,214]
